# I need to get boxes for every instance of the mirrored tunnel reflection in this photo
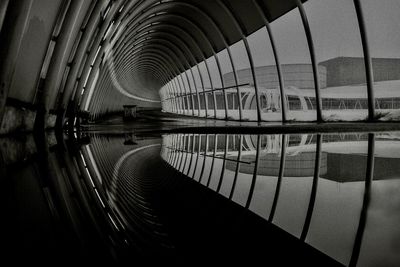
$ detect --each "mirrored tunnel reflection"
[161,131,400,266]
[1,130,400,266]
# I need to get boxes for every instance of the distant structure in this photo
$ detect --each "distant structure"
[223,64,327,90]
[221,57,400,112]
[223,57,400,89]
[320,57,400,87]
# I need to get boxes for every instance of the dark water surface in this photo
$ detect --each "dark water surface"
[1,127,399,266]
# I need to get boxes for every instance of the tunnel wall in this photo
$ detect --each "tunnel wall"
[159,0,400,123]
[0,0,306,133]
[1,0,399,134]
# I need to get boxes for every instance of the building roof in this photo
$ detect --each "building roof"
[222,80,400,99]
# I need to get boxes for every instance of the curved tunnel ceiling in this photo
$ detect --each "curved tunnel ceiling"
[101,0,303,104]
[0,0,306,124]
[5,0,399,125]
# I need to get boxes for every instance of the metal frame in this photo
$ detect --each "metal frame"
[245,134,261,208]
[252,0,288,122]
[129,35,203,115]
[349,133,375,267]
[198,134,209,184]
[295,0,323,122]
[269,134,287,222]
[216,134,229,193]
[0,0,387,127]
[117,12,229,119]
[300,134,322,241]
[219,0,261,122]
[353,0,375,121]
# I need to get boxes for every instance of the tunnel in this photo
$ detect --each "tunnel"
[1,0,400,266]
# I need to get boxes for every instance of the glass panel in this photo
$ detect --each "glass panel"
[193,135,206,181]
[192,66,206,117]
[172,78,180,113]
[174,77,185,114]
[273,134,315,237]
[201,135,217,186]
[186,69,199,116]
[206,92,216,118]
[183,135,194,175]
[162,86,167,113]
[167,81,180,113]
[172,135,181,168]
[218,49,234,88]
[214,92,225,113]
[247,27,282,122]
[200,135,215,186]
[361,0,400,120]
[231,135,257,207]
[303,0,368,121]
[166,135,175,165]
[182,135,192,173]
[206,56,225,119]
[176,134,185,173]
[271,8,317,121]
[357,132,400,266]
[199,93,206,110]
[179,74,192,115]
[248,134,281,219]
[175,135,185,170]
[172,137,180,169]
[205,56,222,89]
[188,135,199,177]
[193,93,199,115]
[198,61,215,117]
[305,133,367,265]
[218,49,237,120]
[208,135,225,191]
[219,135,240,198]
[229,41,251,120]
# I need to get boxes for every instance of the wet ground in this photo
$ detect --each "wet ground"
[1,114,400,266]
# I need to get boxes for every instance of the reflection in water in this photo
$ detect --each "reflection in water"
[162,132,400,266]
[1,130,400,266]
